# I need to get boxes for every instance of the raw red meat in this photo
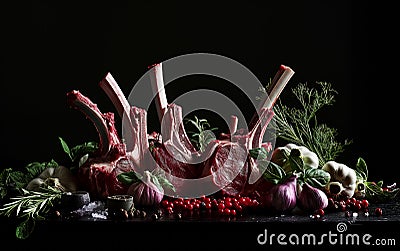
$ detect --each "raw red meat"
[66,64,294,200]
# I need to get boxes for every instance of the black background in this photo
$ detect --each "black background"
[1,1,400,249]
[1,2,398,189]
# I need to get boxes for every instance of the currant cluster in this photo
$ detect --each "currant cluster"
[160,194,260,218]
[326,197,383,217]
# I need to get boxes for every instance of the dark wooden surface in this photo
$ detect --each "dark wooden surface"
[2,196,399,250]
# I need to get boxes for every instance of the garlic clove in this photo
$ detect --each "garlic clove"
[298,183,328,212]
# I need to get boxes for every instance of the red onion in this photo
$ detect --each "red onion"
[127,171,164,207]
[298,183,328,212]
[264,174,297,213]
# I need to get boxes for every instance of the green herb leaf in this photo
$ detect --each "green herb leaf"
[59,137,72,161]
[302,168,331,188]
[266,82,352,166]
[354,157,368,181]
[261,161,286,184]
[0,188,62,239]
[184,116,217,152]
[70,141,98,162]
[287,149,304,172]
[25,160,58,181]
[249,147,270,160]
[117,171,141,186]
[59,137,98,164]
[16,218,35,240]
[151,169,176,192]
[365,181,399,203]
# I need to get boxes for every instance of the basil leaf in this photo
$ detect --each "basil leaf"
[151,170,176,192]
[9,170,28,189]
[117,171,141,186]
[150,174,163,193]
[365,181,399,203]
[70,141,98,162]
[16,218,35,240]
[261,161,286,184]
[25,160,58,181]
[286,148,304,172]
[59,137,72,161]
[303,168,331,188]
[249,147,270,160]
[354,157,368,181]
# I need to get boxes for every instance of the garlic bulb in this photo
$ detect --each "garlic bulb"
[127,171,164,207]
[263,175,297,213]
[26,166,78,192]
[322,161,357,198]
[298,183,328,212]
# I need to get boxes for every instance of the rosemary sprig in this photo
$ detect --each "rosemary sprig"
[0,186,62,239]
[184,116,218,152]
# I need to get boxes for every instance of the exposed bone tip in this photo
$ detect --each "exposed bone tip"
[148,63,161,69]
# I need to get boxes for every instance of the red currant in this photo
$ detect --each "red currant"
[224,208,231,216]
[361,199,369,208]
[375,207,383,216]
[315,208,325,217]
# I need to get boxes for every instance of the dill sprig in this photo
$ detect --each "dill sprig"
[264,81,352,167]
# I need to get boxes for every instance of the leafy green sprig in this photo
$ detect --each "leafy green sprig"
[184,116,218,152]
[262,81,352,166]
[353,157,399,203]
[117,168,176,193]
[250,148,330,188]
[0,186,62,239]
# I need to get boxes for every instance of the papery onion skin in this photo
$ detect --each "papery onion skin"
[264,175,297,213]
[127,172,164,207]
[298,183,328,212]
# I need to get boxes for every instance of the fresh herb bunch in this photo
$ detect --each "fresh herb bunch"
[59,137,98,171]
[0,186,62,239]
[261,81,352,166]
[250,148,330,188]
[353,157,399,203]
[0,137,97,240]
[184,116,218,152]
[0,159,59,200]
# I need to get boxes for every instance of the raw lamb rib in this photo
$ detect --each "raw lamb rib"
[146,63,294,197]
[66,64,294,200]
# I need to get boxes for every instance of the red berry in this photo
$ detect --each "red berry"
[230,209,237,216]
[218,203,225,210]
[185,204,194,210]
[353,202,362,211]
[234,203,243,212]
[204,197,211,204]
[316,208,325,217]
[161,200,170,208]
[362,199,369,208]
[375,208,383,216]
[166,206,173,214]
[224,208,231,215]
[225,201,233,209]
